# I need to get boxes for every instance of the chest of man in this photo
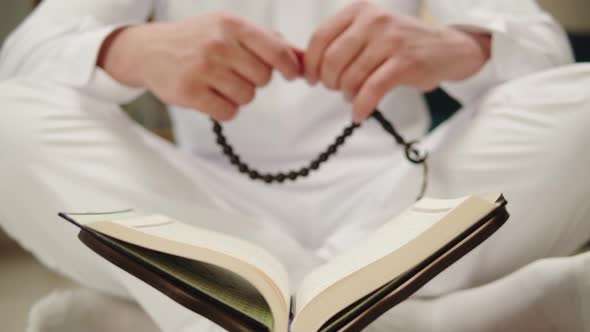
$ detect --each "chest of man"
[153,0,421,47]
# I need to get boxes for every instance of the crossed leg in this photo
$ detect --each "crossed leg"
[367,64,590,331]
[0,79,312,332]
[370,251,590,332]
[2,64,589,332]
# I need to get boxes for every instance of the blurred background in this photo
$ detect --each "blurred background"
[0,1,589,331]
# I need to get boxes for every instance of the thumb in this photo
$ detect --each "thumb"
[271,30,305,76]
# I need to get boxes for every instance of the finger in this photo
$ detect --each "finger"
[237,24,301,80]
[353,57,409,123]
[340,40,393,100]
[273,31,306,76]
[208,67,256,106]
[319,20,368,90]
[189,88,238,122]
[292,46,305,71]
[228,44,273,87]
[305,4,360,84]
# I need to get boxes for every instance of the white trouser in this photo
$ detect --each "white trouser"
[1,64,589,332]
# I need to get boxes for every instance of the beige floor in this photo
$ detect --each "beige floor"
[0,236,78,332]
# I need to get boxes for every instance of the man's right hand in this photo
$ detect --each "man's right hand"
[98,13,302,121]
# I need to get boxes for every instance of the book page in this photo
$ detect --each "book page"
[117,214,290,298]
[71,212,290,304]
[295,197,466,313]
[291,195,499,332]
[93,230,273,328]
[67,211,292,332]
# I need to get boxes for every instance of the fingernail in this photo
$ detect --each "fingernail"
[288,48,297,61]
[344,91,354,102]
[288,50,301,69]
[285,73,296,81]
[292,48,305,65]
[307,75,318,85]
[352,113,364,124]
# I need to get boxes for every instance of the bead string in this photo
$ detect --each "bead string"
[212,109,429,199]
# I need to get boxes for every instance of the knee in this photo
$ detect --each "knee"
[0,79,113,161]
[479,63,590,142]
[0,80,48,161]
[469,64,590,170]
[431,64,590,199]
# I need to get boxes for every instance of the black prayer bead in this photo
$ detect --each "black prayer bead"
[238,164,249,173]
[209,111,426,189]
[328,144,338,154]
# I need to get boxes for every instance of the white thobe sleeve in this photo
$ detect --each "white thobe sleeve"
[0,1,153,104]
[426,0,575,105]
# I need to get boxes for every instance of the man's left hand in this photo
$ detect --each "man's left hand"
[304,1,491,123]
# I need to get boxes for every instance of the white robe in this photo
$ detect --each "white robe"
[0,1,588,331]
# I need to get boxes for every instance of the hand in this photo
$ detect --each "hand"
[98,13,302,121]
[304,1,491,123]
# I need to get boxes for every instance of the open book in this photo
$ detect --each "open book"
[59,194,508,332]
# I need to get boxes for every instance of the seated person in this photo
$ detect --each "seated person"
[0,0,588,331]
